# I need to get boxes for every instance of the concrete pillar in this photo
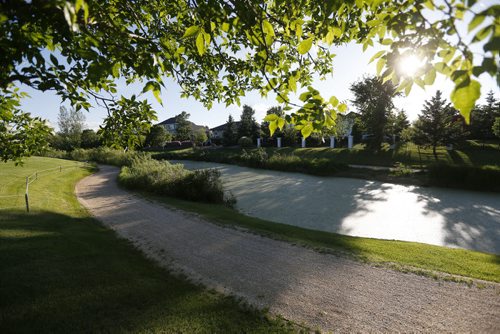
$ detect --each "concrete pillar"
[330,136,335,148]
[301,137,306,148]
[257,138,261,148]
[348,135,353,149]
[277,137,282,148]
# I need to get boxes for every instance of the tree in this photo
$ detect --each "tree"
[469,91,499,140]
[493,118,500,148]
[412,91,465,157]
[238,105,259,140]
[0,88,51,163]
[99,96,156,150]
[193,129,208,146]
[350,76,399,151]
[81,129,100,149]
[387,109,410,140]
[1,0,497,161]
[174,112,191,141]
[222,115,238,146]
[57,106,86,150]
[145,125,169,148]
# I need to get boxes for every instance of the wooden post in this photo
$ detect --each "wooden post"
[25,177,30,212]
[60,165,62,172]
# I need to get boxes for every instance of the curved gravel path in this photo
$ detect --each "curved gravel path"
[76,165,500,333]
[171,160,500,254]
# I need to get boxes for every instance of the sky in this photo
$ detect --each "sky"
[18,3,500,132]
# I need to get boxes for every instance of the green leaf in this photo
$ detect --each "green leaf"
[376,58,386,75]
[299,91,311,102]
[183,25,200,38]
[269,120,278,136]
[112,63,120,77]
[196,33,206,56]
[424,68,436,85]
[277,117,285,130]
[338,103,348,113]
[264,114,279,122]
[288,76,297,92]
[298,37,313,55]
[468,15,485,32]
[329,96,339,107]
[355,0,363,8]
[369,51,384,64]
[301,123,313,138]
[451,79,480,124]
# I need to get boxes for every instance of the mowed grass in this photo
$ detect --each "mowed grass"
[147,195,500,283]
[161,140,500,168]
[0,157,295,333]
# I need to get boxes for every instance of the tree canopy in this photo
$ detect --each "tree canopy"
[1,0,498,161]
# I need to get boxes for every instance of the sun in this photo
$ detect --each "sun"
[398,54,423,77]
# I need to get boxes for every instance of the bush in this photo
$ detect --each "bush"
[118,156,233,205]
[238,136,253,148]
[65,147,145,166]
[427,164,500,191]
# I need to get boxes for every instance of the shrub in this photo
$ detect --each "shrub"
[238,136,253,148]
[118,156,234,206]
[427,164,500,191]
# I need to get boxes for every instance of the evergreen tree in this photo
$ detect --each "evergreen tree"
[386,109,410,140]
[222,115,238,146]
[238,105,259,140]
[469,91,499,139]
[174,111,191,141]
[350,76,399,151]
[413,90,465,157]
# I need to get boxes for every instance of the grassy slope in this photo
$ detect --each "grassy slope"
[0,157,294,333]
[160,141,500,168]
[146,195,500,283]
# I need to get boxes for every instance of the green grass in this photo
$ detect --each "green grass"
[0,157,296,333]
[158,140,500,169]
[145,195,500,283]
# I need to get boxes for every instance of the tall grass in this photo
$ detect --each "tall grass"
[118,157,234,206]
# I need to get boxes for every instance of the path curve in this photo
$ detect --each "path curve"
[76,165,499,333]
[172,160,500,254]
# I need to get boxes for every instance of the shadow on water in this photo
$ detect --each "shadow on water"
[175,160,500,255]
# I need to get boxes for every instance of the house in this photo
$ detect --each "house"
[210,121,241,139]
[157,115,209,137]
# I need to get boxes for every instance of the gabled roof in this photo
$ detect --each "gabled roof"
[157,117,176,125]
[211,121,241,131]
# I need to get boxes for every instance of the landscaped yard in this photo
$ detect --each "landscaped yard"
[0,157,295,333]
[156,140,500,168]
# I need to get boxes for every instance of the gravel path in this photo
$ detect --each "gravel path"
[76,165,500,333]
[171,160,500,254]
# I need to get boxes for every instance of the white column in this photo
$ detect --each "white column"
[277,137,282,148]
[301,137,306,148]
[330,136,335,148]
[257,138,261,148]
[348,135,353,149]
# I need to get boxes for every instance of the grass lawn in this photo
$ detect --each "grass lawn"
[158,140,500,168]
[0,157,296,333]
[145,195,500,283]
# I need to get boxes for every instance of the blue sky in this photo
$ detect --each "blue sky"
[19,3,500,131]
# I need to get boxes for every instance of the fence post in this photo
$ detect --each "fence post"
[25,177,30,212]
[35,172,38,180]
[60,165,62,172]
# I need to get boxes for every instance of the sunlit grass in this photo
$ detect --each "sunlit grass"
[147,194,500,283]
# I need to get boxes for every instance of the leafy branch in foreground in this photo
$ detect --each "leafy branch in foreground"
[0,0,498,160]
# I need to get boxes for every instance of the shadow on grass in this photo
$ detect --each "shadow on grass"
[0,210,294,333]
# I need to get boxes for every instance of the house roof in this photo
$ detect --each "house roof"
[157,114,209,132]
[210,121,241,131]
